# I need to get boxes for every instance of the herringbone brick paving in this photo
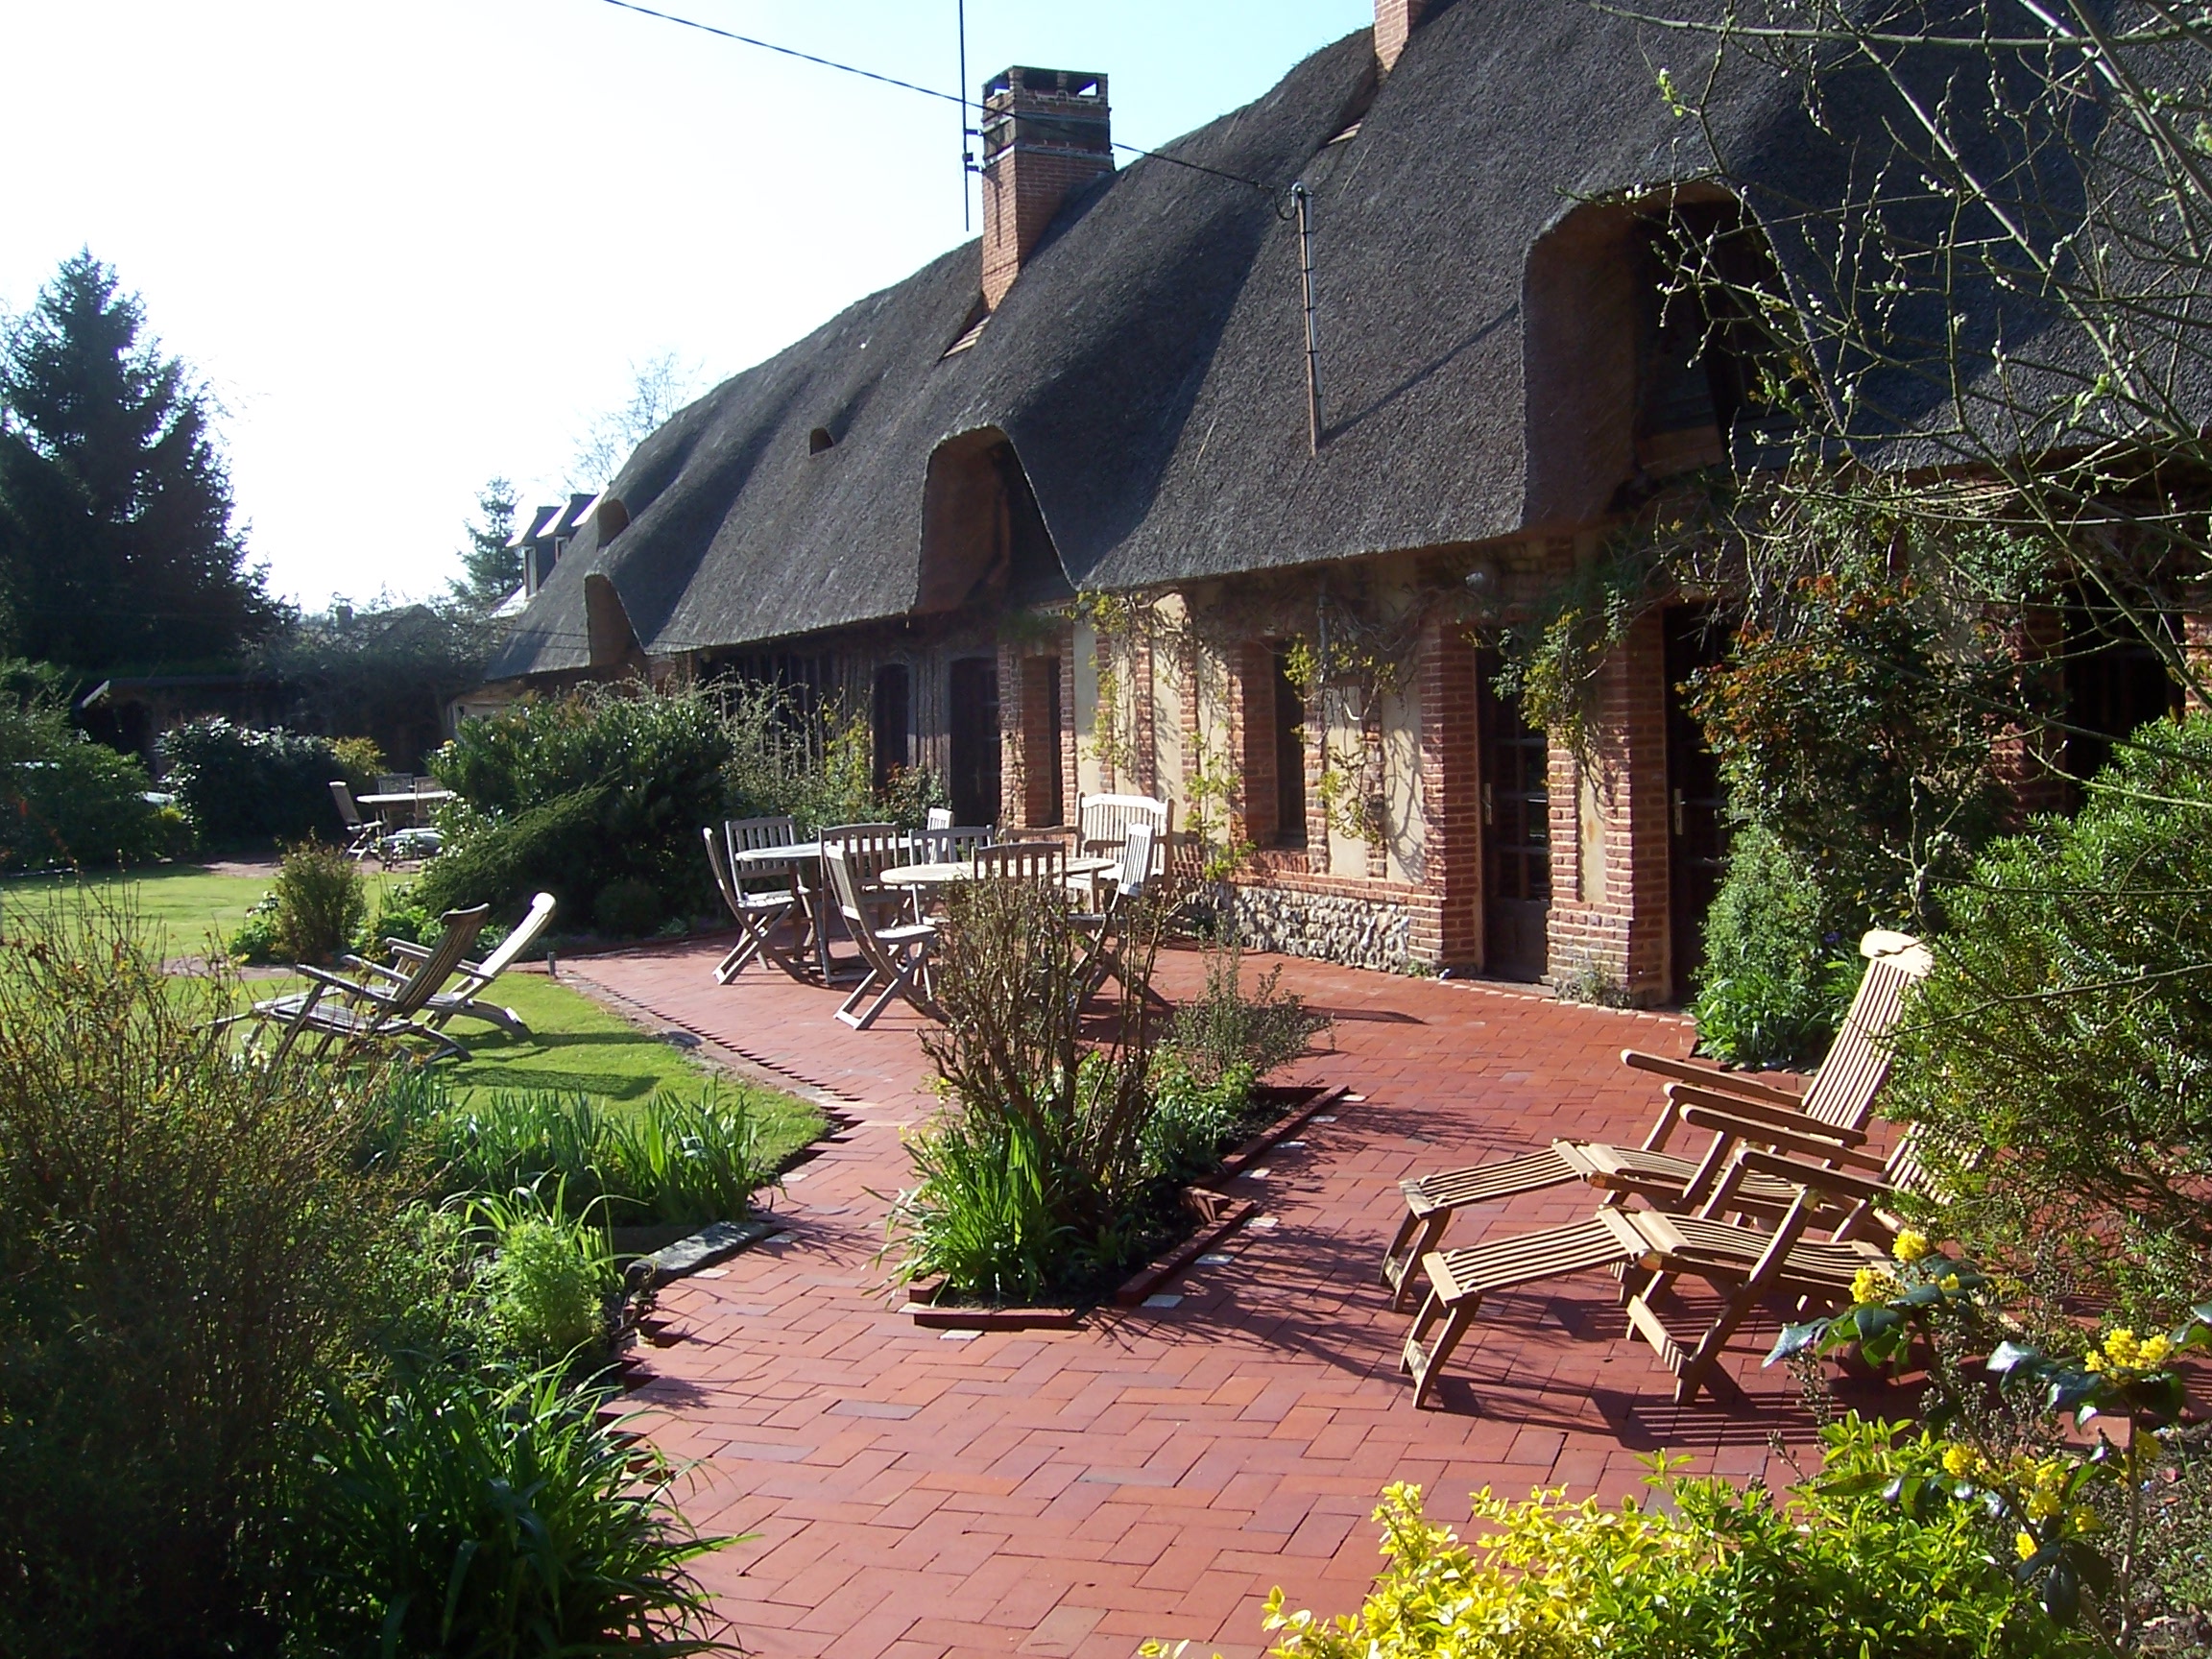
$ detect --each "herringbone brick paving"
[565,941,1852,1659]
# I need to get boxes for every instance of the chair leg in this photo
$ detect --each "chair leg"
[834,967,888,1028]
[1382,1209,1451,1312]
[1402,1286,1482,1408]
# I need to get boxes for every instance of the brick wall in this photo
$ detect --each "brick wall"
[1374,0,1431,74]
[1415,615,1481,966]
[1543,611,1671,1002]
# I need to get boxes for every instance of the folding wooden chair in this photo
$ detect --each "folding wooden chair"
[1075,792,1172,878]
[926,806,953,830]
[825,844,939,1030]
[328,781,386,862]
[220,904,491,1063]
[1401,1126,1926,1408]
[972,840,1068,884]
[1072,821,1156,998]
[916,824,995,863]
[360,890,557,1035]
[704,818,803,982]
[1379,929,1931,1309]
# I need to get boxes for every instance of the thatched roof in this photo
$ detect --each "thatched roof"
[491,0,2194,681]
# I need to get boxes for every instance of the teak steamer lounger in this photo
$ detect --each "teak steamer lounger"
[1379,929,1932,1310]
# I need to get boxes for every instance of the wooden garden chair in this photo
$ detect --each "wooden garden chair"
[1401,1124,1931,1408]
[328,781,386,862]
[1072,821,1158,999]
[926,806,953,830]
[1075,792,1171,878]
[972,839,1069,884]
[222,904,490,1063]
[357,890,557,1036]
[704,818,803,982]
[824,844,939,1030]
[1380,929,1932,1309]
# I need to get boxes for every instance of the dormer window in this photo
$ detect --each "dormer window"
[1633,201,1780,475]
[808,427,836,454]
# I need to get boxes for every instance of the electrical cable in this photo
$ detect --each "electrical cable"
[591,0,1283,198]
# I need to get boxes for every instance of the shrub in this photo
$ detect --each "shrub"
[595,875,663,938]
[0,896,396,1652]
[429,685,732,922]
[0,666,178,869]
[1885,712,2212,1319]
[290,1365,726,1656]
[1241,1425,2090,1659]
[268,836,367,965]
[1167,929,1331,1083]
[1688,826,1856,1069]
[157,716,345,847]
[1142,1056,1257,1187]
[469,1190,616,1367]
[891,878,1179,1300]
[413,781,609,920]
[602,1094,772,1228]
[327,735,385,793]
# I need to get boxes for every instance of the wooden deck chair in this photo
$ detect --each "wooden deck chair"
[972,840,1068,884]
[926,806,953,830]
[1076,792,1172,878]
[224,904,490,1063]
[704,818,802,982]
[328,781,386,862]
[1401,1127,1925,1409]
[1072,821,1157,998]
[916,824,995,863]
[825,844,939,1030]
[361,890,557,1035]
[1379,928,1931,1309]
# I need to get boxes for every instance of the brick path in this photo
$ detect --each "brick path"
[564,942,1846,1659]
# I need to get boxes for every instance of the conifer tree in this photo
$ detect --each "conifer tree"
[447,475,520,613]
[0,251,277,673]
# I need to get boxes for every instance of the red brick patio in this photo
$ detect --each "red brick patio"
[562,941,1860,1659]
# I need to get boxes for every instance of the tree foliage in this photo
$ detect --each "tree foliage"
[445,476,520,613]
[1886,711,2212,1321]
[0,251,278,673]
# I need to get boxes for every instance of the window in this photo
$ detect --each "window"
[872,664,910,789]
[947,658,1000,827]
[1270,645,1308,849]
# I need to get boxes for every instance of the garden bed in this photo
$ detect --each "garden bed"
[902,1082,1347,1328]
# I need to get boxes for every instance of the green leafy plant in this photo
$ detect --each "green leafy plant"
[893,1110,1076,1306]
[156,716,347,847]
[1227,1434,2090,1659]
[1688,826,1856,1068]
[268,834,368,965]
[1166,928,1331,1084]
[1142,1056,1256,1187]
[292,1363,730,1657]
[593,876,662,939]
[1884,712,2212,1319]
[328,735,386,793]
[0,661,180,870]
[465,1187,617,1367]
[0,895,398,1652]
[1769,1224,2212,1647]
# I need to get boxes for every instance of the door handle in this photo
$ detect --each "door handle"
[1482,782,1494,826]
[1672,788,1686,836]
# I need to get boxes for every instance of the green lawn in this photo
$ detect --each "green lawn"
[9,862,825,1166]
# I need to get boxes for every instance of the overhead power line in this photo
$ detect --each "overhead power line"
[591,0,1281,197]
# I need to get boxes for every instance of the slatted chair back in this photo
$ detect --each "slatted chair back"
[465,892,557,991]
[974,840,1068,885]
[726,815,800,888]
[1794,930,1936,1132]
[926,807,953,830]
[1076,793,1172,874]
[1115,821,1157,900]
[329,781,368,828]
[819,822,903,884]
[383,906,491,1019]
[375,774,411,796]
[917,824,995,864]
[703,825,745,914]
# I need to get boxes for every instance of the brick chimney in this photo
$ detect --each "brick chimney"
[1374,0,1431,75]
[979,66,1113,311]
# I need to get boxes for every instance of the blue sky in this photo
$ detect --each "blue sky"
[5,1,1374,607]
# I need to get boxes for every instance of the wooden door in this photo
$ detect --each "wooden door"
[1664,608,1729,1000]
[948,658,1000,827]
[1478,651,1550,980]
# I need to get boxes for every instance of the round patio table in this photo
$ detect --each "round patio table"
[879,854,1118,905]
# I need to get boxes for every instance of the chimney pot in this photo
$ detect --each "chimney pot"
[1375,0,1431,75]
[979,65,1113,311]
